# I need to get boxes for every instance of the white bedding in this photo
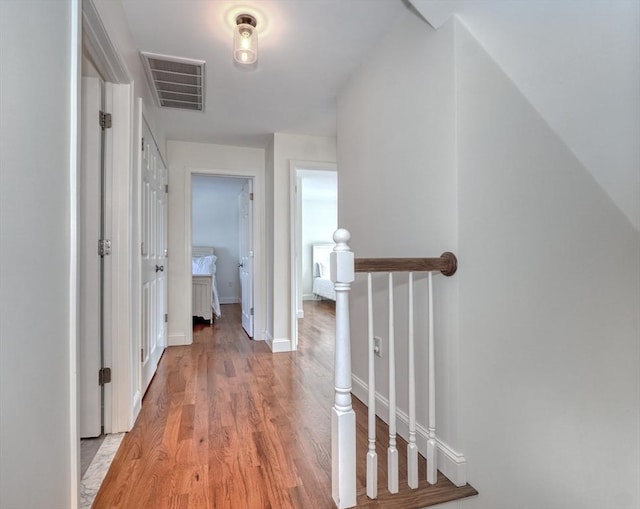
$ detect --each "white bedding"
[312,243,336,301]
[313,276,336,301]
[192,252,221,319]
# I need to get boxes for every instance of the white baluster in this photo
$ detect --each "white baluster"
[366,273,377,499]
[387,272,398,494]
[426,271,438,485]
[407,272,418,489]
[330,229,356,509]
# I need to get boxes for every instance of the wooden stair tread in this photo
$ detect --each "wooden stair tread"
[352,395,478,508]
[356,472,478,508]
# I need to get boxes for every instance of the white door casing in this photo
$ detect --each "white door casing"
[79,76,103,438]
[140,116,167,393]
[239,180,254,337]
[289,161,338,350]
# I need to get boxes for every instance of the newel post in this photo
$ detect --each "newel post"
[331,229,357,509]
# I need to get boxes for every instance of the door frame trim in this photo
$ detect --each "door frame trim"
[184,169,265,345]
[82,0,136,435]
[288,160,337,351]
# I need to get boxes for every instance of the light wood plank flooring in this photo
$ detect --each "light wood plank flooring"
[93,301,476,508]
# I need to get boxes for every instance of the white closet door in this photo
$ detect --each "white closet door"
[79,77,103,437]
[140,117,167,393]
[239,180,254,337]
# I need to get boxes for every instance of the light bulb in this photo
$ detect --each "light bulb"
[233,14,258,65]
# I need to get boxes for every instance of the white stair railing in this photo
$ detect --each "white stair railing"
[331,229,457,505]
[330,229,356,509]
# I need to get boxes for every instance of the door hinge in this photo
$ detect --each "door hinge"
[98,239,111,256]
[98,367,111,386]
[165,313,168,323]
[99,111,112,130]
[249,192,254,201]
[141,137,145,151]
[141,348,144,362]
[165,184,168,193]
[250,307,254,316]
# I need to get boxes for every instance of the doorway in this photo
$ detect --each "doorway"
[289,162,338,350]
[191,175,254,337]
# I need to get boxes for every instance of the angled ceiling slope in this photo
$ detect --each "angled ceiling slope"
[408,0,640,230]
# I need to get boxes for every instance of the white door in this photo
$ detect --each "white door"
[140,118,167,393]
[79,77,104,437]
[239,181,254,337]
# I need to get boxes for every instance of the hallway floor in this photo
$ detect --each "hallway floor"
[93,302,336,508]
[93,301,476,508]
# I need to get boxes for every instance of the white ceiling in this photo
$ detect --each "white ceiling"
[120,0,408,148]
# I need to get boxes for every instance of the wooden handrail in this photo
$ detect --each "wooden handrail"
[354,252,457,276]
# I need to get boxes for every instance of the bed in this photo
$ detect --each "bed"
[192,246,221,322]
[312,243,336,301]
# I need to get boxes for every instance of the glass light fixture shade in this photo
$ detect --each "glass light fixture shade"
[233,16,258,65]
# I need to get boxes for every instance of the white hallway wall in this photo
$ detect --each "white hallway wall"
[167,141,265,345]
[192,175,246,304]
[337,8,639,509]
[338,9,459,460]
[266,133,336,348]
[0,1,78,507]
[455,19,639,507]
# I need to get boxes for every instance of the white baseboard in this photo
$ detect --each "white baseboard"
[303,293,315,301]
[219,297,241,304]
[267,337,292,353]
[168,332,190,347]
[351,374,467,487]
[297,309,304,319]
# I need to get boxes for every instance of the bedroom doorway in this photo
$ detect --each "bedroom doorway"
[190,175,253,336]
[289,162,338,350]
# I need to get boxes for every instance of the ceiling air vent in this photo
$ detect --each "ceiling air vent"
[141,52,205,112]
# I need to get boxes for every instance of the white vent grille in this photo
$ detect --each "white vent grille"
[141,52,205,112]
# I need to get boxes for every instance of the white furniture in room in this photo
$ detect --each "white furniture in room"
[192,246,221,322]
[312,243,336,301]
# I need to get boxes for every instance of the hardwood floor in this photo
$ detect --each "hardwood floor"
[93,301,476,508]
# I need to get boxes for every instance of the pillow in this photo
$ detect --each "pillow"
[192,255,217,275]
[317,261,329,279]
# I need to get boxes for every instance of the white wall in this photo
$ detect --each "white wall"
[264,137,275,342]
[337,7,640,508]
[192,175,245,304]
[301,198,337,298]
[337,10,459,451]
[455,19,640,508]
[268,134,337,349]
[167,141,265,345]
[0,1,79,507]
[410,0,640,231]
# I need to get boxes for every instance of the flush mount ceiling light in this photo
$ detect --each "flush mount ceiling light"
[234,14,258,65]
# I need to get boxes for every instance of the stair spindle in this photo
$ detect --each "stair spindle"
[426,271,438,485]
[388,273,399,494]
[407,272,418,488]
[366,273,377,499]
